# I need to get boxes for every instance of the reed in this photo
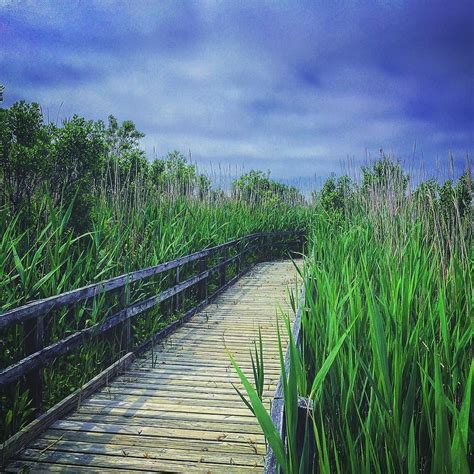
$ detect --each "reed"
[0,183,308,442]
[232,166,472,472]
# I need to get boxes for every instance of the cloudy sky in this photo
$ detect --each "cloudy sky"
[1,0,473,184]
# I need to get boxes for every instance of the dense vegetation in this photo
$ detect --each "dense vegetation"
[0,99,307,442]
[1,96,472,472]
[234,159,473,473]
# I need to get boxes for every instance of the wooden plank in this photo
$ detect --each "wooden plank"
[89,381,275,399]
[41,429,266,455]
[27,438,264,467]
[136,356,283,367]
[113,371,280,385]
[49,420,265,445]
[77,404,258,424]
[13,449,261,472]
[92,386,260,401]
[91,393,272,411]
[80,399,256,418]
[106,380,278,395]
[64,413,263,435]
[6,460,125,473]
[130,361,282,373]
[148,344,285,356]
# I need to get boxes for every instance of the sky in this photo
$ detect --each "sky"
[1,0,473,186]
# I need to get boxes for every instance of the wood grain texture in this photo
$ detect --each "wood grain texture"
[5,260,301,473]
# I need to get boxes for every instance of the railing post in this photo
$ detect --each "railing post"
[219,248,227,288]
[24,315,44,415]
[253,236,260,264]
[267,234,272,261]
[256,235,263,263]
[236,240,241,274]
[120,283,132,354]
[174,266,181,314]
[249,237,254,266]
[299,232,305,255]
[198,256,208,302]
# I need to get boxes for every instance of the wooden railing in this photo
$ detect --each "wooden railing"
[0,230,305,456]
[264,273,312,473]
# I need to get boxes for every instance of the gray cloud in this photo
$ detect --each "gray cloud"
[1,0,472,181]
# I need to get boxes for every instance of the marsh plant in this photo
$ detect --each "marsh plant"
[232,160,472,473]
[0,100,309,442]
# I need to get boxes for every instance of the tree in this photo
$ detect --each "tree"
[48,115,106,232]
[362,155,409,196]
[0,101,52,210]
[314,174,354,220]
[232,170,304,205]
[102,115,148,194]
[454,170,472,219]
[149,151,210,198]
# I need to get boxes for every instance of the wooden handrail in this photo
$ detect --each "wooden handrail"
[264,271,307,474]
[0,230,305,423]
[0,231,301,330]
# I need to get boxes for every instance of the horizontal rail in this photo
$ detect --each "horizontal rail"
[0,231,302,330]
[0,232,303,388]
[0,245,255,387]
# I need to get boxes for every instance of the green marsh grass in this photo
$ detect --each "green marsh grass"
[0,188,308,442]
[232,181,472,473]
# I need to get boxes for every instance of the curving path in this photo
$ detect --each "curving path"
[6,260,301,473]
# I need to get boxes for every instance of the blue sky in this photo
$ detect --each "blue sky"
[1,0,473,184]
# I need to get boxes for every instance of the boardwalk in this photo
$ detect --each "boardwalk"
[6,260,301,473]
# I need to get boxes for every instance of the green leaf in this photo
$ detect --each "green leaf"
[228,351,288,472]
[433,353,452,473]
[450,359,473,473]
[309,317,356,400]
[407,418,416,474]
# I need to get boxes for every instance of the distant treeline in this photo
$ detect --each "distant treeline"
[1,97,471,235]
[312,156,472,227]
[0,99,304,233]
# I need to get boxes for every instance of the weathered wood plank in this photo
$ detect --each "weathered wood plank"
[41,429,267,454]
[64,413,263,435]
[27,438,264,467]
[76,404,258,424]
[82,398,256,416]
[12,449,261,472]
[49,420,265,444]
[92,393,272,410]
